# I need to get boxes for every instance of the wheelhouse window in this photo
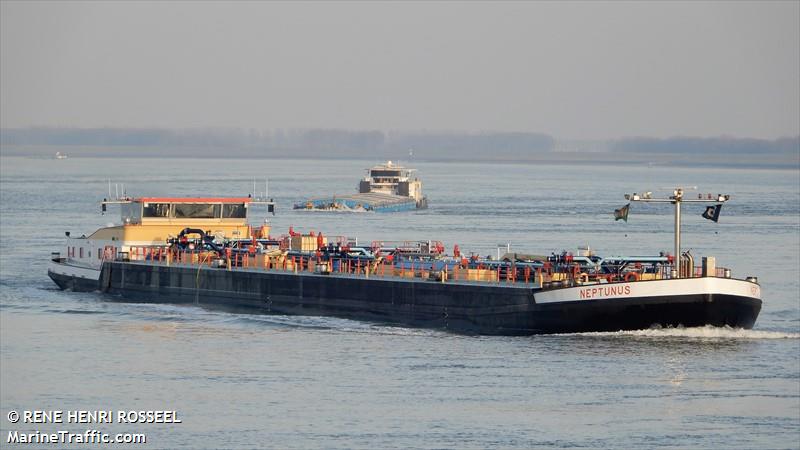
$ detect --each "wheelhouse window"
[142,203,171,218]
[174,203,221,218]
[370,170,401,178]
[222,203,247,218]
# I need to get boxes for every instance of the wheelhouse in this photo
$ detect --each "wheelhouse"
[117,197,254,225]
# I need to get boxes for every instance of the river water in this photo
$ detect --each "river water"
[1,155,798,448]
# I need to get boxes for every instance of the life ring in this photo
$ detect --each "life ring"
[579,272,589,283]
[624,272,641,282]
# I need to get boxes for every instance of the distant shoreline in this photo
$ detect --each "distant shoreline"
[2,127,797,170]
[2,144,797,170]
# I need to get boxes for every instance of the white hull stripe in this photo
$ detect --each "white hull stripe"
[534,277,761,304]
[48,261,101,281]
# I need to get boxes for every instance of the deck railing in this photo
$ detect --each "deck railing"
[120,246,732,287]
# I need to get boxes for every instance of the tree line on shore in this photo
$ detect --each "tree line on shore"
[1,127,797,164]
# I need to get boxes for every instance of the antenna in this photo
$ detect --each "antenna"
[108,179,111,198]
[624,187,730,278]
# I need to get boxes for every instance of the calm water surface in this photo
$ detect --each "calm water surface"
[1,156,798,448]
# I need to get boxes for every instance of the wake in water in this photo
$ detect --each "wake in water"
[91,300,445,337]
[565,325,800,340]
[228,313,447,337]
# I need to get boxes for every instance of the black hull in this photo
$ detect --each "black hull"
[48,269,103,292]
[46,261,762,336]
[531,294,759,334]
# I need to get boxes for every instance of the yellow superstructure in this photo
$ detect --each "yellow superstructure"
[93,196,271,244]
[61,196,274,269]
[88,221,256,245]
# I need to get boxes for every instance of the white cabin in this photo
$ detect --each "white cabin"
[358,161,424,205]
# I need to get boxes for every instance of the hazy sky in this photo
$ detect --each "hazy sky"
[1,1,798,140]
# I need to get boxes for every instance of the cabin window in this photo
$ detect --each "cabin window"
[143,203,171,218]
[120,203,142,224]
[371,170,401,177]
[222,203,247,218]
[174,203,221,219]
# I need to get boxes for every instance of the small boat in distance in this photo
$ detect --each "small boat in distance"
[55,151,67,159]
[295,161,428,212]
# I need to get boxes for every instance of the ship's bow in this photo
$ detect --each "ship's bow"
[533,277,762,333]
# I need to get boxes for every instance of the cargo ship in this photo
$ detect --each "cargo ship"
[48,189,761,335]
[294,161,428,212]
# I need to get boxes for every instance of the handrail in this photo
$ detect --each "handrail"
[121,245,734,287]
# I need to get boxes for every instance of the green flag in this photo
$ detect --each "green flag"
[614,203,630,222]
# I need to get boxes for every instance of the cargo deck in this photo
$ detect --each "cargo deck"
[296,192,418,212]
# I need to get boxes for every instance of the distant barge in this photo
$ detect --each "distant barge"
[49,191,761,335]
[294,161,428,212]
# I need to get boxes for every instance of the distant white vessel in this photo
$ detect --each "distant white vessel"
[55,152,68,159]
[294,160,428,212]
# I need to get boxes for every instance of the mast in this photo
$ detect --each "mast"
[625,188,729,278]
[673,189,682,268]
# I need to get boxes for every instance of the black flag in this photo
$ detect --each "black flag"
[614,203,630,222]
[702,204,722,222]
[268,204,275,216]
